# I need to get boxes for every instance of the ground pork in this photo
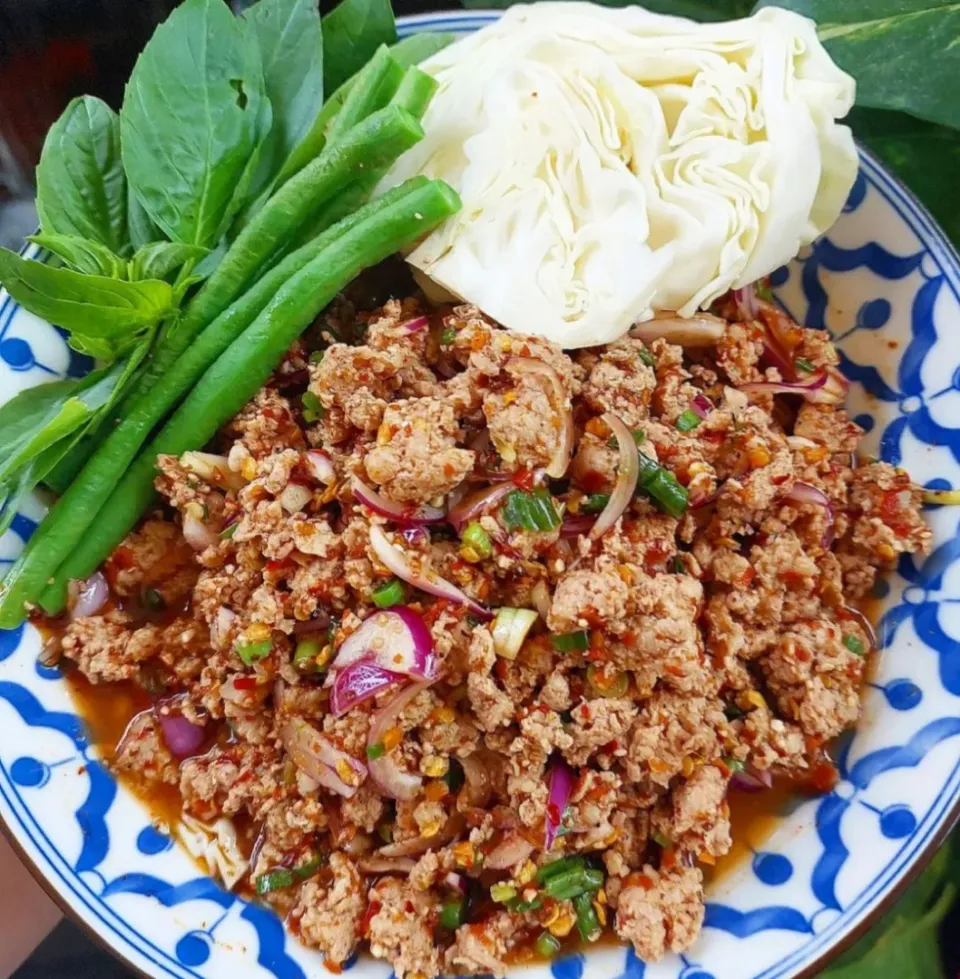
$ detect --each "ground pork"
[294,854,365,965]
[615,865,705,961]
[114,711,180,785]
[367,877,441,979]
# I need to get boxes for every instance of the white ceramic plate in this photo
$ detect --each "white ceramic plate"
[2,11,960,979]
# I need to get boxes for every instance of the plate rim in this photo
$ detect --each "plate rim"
[2,10,960,979]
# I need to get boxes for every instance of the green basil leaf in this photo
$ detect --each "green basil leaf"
[127,187,163,251]
[120,0,269,247]
[242,0,325,198]
[128,242,210,282]
[753,0,960,131]
[386,31,456,65]
[35,96,131,257]
[0,248,173,344]
[851,107,960,247]
[28,233,128,279]
[322,0,397,94]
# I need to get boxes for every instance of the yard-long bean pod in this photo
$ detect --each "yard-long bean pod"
[36,179,460,616]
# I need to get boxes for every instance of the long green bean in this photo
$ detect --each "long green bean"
[36,179,460,616]
[0,178,431,628]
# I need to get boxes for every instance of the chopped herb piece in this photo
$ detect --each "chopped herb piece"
[638,346,655,368]
[536,932,562,958]
[142,587,165,611]
[460,522,493,562]
[608,428,645,449]
[509,896,544,913]
[551,630,589,653]
[490,883,517,904]
[676,408,701,433]
[255,869,295,895]
[366,742,386,760]
[302,390,324,423]
[377,821,393,844]
[372,578,405,608]
[219,521,238,539]
[543,867,604,901]
[651,830,671,848]
[586,665,629,699]
[309,350,325,364]
[295,857,324,881]
[501,487,561,532]
[441,327,456,345]
[536,856,585,884]
[580,493,610,515]
[843,634,866,656]
[293,637,323,672]
[637,452,689,518]
[439,898,465,930]
[444,759,465,793]
[724,757,745,773]
[724,704,745,721]
[755,279,774,302]
[236,639,272,665]
[795,357,815,373]
[670,555,686,574]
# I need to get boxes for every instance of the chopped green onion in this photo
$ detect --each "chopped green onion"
[608,428,645,449]
[536,932,562,958]
[490,883,517,904]
[293,637,323,672]
[219,522,238,539]
[755,279,773,302]
[439,898,465,930]
[638,345,656,368]
[142,587,165,611]
[676,409,701,433]
[309,350,325,364]
[501,487,561,532]
[724,757,745,773]
[651,830,671,848]
[372,578,405,608]
[441,327,456,345]
[551,630,589,653]
[795,357,815,373]
[724,704,745,721]
[637,452,689,519]
[255,868,295,895]
[586,665,629,699]
[509,897,543,913]
[580,493,610,515]
[573,891,602,942]
[670,555,686,574]
[377,821,393,844]
[460,521,493,562]
[543,867,604,901]
[843,634,865,656]
[492,607,539,661]
[236,639,272,665]
[366,742,386,760]
[302,390,324,423]
[295,857,324,881]
[536,855,585,883]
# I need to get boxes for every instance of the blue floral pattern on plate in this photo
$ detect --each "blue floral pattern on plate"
[1,11,959,979]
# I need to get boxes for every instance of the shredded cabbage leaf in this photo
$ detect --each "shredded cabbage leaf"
[380,2,857,348]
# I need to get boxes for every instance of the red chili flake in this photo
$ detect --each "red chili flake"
[807,760,839,794]
[513,469,536,491]
[233,676,258,690]
[360,900,381,937]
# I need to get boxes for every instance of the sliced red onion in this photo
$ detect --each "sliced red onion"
[785,481,835,548]
[484,834,535,871]
[369,525,492,620]
[183,510,217,551]
[630,313,725,347]
[330,658,404,717]
[448,481,516,533]
[352,476,445,525]
[590,413,639,541]
[509,358,573,478]
[328,606,437,680]
[305,450,336,485]
[560,515,597,538]
[402,526,430,546]
[359,855,416,874]
[401,315,429,333]
[155,707,206,759]
[292,611,332,635]
[730,766,773,793]
[739,369,845,405]
[544,758,575,852]
[458,754,493,810]
[692,394,713,419]
[281,717,367,798]
[531,581,552,620]
[71,571,109,619]
[367,679,435,800]
[732,285,758,321]
[444,871,468,894]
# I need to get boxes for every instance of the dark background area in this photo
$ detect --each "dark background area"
[1,1,957,977]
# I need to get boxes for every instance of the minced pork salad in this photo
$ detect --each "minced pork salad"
[51,281,931,975]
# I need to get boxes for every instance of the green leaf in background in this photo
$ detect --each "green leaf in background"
[322,0,397,94]
[753,1,960,132]
[28,233,128,279]
[0,248,173,348]
[126,186,163,251]
[242,0,325,199]
[128,242,210,282]
[851,106,960,247]
[120,0,269,247]
[35,96,131,257]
